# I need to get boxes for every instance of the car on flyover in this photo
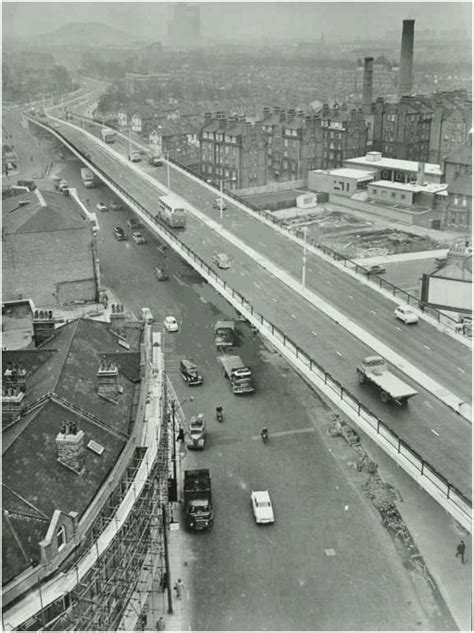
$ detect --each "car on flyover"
[155,266,169,281]
[129,151,141,162]
[132,231,146,244]
[164,316,179,332]
[212,252,231,269]
[367,264,386,275]
[97,201,108,212]
[127,218,141,230]
[212,197,227,210]
[394,305,419,325]
[110,200,122,211]
[250,490,274,524]
[140,307,154,323]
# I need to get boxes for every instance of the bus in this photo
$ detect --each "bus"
[101,128,116,144]
[157,194,187,228]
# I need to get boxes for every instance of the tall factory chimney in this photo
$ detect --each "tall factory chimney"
[362,57,374,114]
[398,19,415,97]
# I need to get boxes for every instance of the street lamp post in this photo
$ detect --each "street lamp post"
[302,226,308,287]
[166,151,170,190]
[217,176,236,221]
[170,396,193,501]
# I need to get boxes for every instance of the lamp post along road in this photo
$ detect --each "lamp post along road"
[218,176,236,221]
[302,226,308,287]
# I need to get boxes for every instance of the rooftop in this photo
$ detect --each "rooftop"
[371,180,448,194]
[345,153,443,176]
[2,317,142,583]
[314,167,376,180]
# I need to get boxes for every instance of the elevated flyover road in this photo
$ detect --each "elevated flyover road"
[41,118,472,503]
[76,122,471,413]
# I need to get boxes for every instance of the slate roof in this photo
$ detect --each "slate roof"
[2,317,142,584]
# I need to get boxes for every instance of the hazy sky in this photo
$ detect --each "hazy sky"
[2,1,472,41]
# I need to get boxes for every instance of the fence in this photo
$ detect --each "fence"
[31,117,472,530]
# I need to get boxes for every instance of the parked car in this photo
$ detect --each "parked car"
[58,179,69,192]
[212,252,231,269]
[435,257,448,268]
[179,359,203,386]
[113,226,126,241]
[140,307,154,323]
[97,201,108,212]
[394,305,419,325]
[155,266,169,281]
[250,490,275,524]
[129,151,141,162]
[367,264,386,275]
[164,316,179,332]
[127,218,141,230]
[132,231,146,244]
[110,200,122,211]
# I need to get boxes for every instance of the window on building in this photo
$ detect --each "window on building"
[284,139,288,147]
[454,196,459,205]
[400,194,406,200]
[381,190,387,197]
[462,196,467,207]
[391,192,396,198]
[57,525,66,551]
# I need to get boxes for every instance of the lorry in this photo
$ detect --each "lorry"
[219,354,255,394]
[101,128,116,143]
[80,167,96,188]
[214,320,235,348]
[357,356,418,405]
[183,469,213,531]
[186,414,206,449]
[157,194,186,228]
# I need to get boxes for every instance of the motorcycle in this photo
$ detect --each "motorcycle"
[216,407,224,423]
[260,428,268,443]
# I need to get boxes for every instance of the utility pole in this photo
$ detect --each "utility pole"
[166,151,170,190]
[219,179,224,221]
[302,226,308,287]
[161,503,173,615]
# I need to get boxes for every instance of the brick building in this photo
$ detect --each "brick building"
[424,90,472,164]
[373,95,433,162]
[199,113,266,189]
[320,104,368,170]
[442,135,472,230]
[200,105,368,186]
[2,189,97,306]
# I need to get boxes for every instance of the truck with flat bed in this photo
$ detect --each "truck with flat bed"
[219,354,255,394]
[183,469,213,531]
[80,167,96,188]
[357,355,417,405]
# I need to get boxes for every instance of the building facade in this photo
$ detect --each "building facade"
[442,135,472,230]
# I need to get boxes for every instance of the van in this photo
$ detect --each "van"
[212,253,231,269]
[179,359,203,386]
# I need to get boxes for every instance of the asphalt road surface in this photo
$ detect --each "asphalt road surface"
[56,161,451,631]
[42,121,471,502]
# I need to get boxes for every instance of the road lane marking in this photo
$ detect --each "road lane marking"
[336,351,343,357]
[348,295,353,299]
[423,344,431,350]
[311,330,318,336]
[291,313,297,319]
[424,400,434,408]
[370,310,377,315]
[395,326,402,331]
[431,429,440,437]
[326,279,331,284]
[457,367,465,374]
[272,297,278,302]
[253,281,261,289]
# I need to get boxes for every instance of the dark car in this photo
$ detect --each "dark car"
[113,226,126,240]
[367,264,386,275]
[154,266,169,281]
[179,359,203,386]
[110,200,123,211]
[127,218,141,230]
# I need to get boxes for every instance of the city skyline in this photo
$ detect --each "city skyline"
[3,1,472,42]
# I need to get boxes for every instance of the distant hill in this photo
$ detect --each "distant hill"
[13,22,146,48]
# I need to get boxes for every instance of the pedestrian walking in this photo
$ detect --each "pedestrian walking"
[174,578,184,599]
[455,540,466,564]
[156,616,165,631]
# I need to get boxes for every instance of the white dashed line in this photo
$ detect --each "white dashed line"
[424,400,434,408]
[395,326,402,331]
[254,282,261,289]
[348,295,353,299]
[431,429,440,437]
[457,367,465,374]
[291,314,297,319]
[370,310,377,315]
[423,344,431,351]
[311,330,318,336]
[272,297,278,303]
[326,279,331,284]
[336,351,343,357]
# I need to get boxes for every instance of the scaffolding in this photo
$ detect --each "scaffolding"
[11,331,176,632]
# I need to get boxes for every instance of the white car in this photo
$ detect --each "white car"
[394,305,419,325]
[129,151,141,162]
[164,316,179,332]
[212,197,227,210]
[212,253,231,269]
[132,231,146,244]
[140,307,154,323]
[96,202,108,212]
[251,490,274,524]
